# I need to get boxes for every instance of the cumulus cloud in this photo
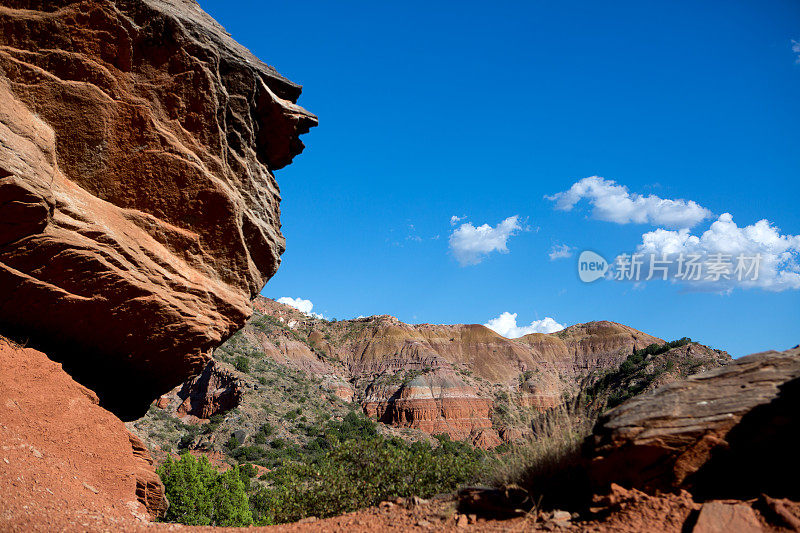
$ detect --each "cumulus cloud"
[547,176,712,229]
[484,312,565,338]
[450,215,466,226]
[630,213,800,292]
[449,216,522,266]
[793,39,800,63]
[276,297,325,319]
[548,244,574,261]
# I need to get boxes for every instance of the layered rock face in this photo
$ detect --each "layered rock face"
[220,298,707,447]
[155,360,244,420]
[589,346,800,500]
[363,369,497,445]
[0,0,316,418]
[0,338,167,529]
[518,321,664,377]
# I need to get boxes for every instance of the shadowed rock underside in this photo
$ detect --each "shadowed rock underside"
[0,0,316,418]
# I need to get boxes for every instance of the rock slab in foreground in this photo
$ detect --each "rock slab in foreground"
[0,0,316,418]
[589,346,800,500]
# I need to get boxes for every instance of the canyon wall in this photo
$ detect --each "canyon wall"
[0,1,315,527]
[0,0,316,418]
[191,297,727,448]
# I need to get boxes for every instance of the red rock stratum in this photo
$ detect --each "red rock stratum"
[225,298,706,447]
[0,0,316,418]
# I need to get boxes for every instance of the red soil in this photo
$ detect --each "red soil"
[0,339,163,531]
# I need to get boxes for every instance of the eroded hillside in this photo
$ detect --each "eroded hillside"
[131,297,731,461]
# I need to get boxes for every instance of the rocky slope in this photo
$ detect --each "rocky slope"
[132,297,731,456]
[0,337,166,529]
[0,0,316,418]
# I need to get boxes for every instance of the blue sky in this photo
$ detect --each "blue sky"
[204,1,800,357]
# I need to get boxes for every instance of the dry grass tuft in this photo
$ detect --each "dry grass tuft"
[485,400,598,510]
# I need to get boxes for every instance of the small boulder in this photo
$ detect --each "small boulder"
[692,501,762,533]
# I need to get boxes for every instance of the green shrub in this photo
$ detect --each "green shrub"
[157,454,252,526]
[232,446,266,463]
[283,408,301,421]
[249,432,485,524]
[234,356,250,373]
[224,435,240,452]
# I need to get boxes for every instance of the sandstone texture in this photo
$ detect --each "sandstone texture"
[0,337,166,530]
[692,501,762,533]
[363,368,497,445]
[0,0,316,418]
[589,346,800,500]
[155,359,244,420]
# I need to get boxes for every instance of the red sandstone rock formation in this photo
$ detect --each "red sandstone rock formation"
[0,338,167,529]
[239,298,692,446]
[362,369,498,445]
[0,0,316,418]
[589,346,800,500]
[156,360,244,420]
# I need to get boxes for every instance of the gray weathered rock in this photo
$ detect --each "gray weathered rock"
[589,346,800,499]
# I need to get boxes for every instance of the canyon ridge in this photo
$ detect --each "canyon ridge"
[1,1,798,532]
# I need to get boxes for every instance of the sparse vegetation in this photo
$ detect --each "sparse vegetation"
[485,402,596,510]
[583,338,696,409]
[158,413,488,526]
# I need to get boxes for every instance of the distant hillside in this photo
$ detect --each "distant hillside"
[130,297,730,463]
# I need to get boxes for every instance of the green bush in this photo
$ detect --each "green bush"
[234,356,250,373]
[283,408,301,421]
[232,445,267,463]
[249,431,486,524]
[224,435,240,452]
[157,454,252,526]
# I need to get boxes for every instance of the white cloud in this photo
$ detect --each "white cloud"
[450,215,466,226]
[548,244,573,261]
[484,312,565,338]
[547,176,712,229]
[631,213,800,292]
[793,39,800,63]
[449,216,522,266]
[276,297,325,319]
